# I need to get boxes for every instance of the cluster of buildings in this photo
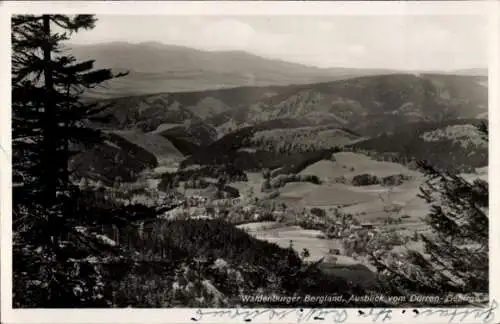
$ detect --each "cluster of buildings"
[157,193,287,224]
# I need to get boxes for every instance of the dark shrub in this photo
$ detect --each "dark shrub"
[381,174,410,187]
[351,173,379,186]
[310,207,326,217]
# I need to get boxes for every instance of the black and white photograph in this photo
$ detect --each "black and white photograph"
[1,1,497,317]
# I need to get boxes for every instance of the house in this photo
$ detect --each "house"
[191,215,213,220]
[328,248,341,255]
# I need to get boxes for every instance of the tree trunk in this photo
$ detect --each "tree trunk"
[42,15,57,205]
[42,16,64,287]
[63,83,70,191]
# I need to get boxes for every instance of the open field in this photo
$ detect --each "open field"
[302,183,378,207]
[229,151,442,288]
[238,222,379,288]
[461,167,488,183]
[150,123,184,134]
[238,222,344,262]
[300,152,421,182]
[110,130,183,161]
[279,153,426,216]
[236,217,430,289]
[231,172,268,199]
[339,182,430,222]
[277,181,379,208]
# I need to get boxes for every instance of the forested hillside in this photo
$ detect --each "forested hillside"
[350,119,488,172]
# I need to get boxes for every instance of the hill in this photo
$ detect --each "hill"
[70,132,159,185]
[68,42,398,98]
[349,119,488,173]
[450,68,488,77]
[179,118,347,172]
[252,124,363,153]
[103,219,368,307]
[299,152,419,183]
[185,96,233,119]
[270,152,424,209]
[89,93,203,132]
[158,122,218,149]
[88,73,487,138]
[219,73,488,136]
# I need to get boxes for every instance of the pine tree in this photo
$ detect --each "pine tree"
[12,14,128,307]
[371,122,489,302]
[12,15,127,204]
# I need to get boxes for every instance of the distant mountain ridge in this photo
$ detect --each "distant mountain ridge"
[449,68,488,77]
[67,41,401,97]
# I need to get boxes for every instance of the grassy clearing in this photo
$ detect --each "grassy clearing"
[236,221,284,232]
[329,152,419,178]
[242,223,340,260]
[241,223,380,289]
[279,182,320,198]
[300,184,376,207]
[110,130,183,160]
[150,123,184,134]
[340,184,429,222]
[231,172,267,199]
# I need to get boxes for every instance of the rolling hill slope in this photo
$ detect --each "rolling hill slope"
[108,130,183,162]
[70,132,159,185]
[90,73,487,136]
[219,73,488,136]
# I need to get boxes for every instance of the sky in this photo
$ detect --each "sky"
[69,15,489,71]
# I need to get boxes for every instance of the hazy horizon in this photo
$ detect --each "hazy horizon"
[66,15,489,71]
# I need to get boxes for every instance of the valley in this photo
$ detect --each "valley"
[36,56,494,306]
[70,123,486,289]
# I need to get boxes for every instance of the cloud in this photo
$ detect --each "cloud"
[70,15,488,70]
[347,45,366,55]
[316,21,336,33]
[200,19,257,50]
